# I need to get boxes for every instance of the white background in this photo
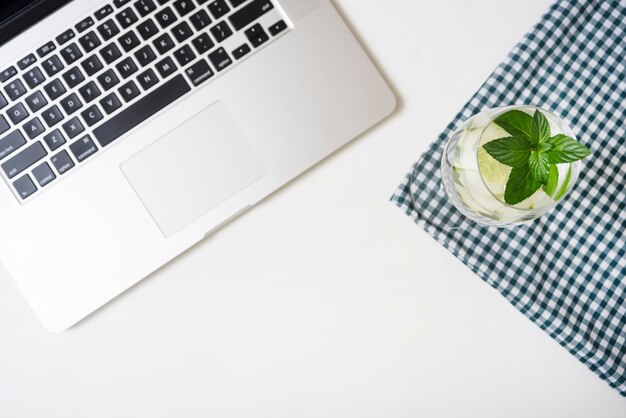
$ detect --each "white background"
[1,1,625,416]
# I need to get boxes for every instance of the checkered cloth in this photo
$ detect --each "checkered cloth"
[392,0,626,395]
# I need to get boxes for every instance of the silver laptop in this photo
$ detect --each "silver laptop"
[0,0,395,331]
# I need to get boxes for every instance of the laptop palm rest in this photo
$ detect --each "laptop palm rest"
[121,101,267,238]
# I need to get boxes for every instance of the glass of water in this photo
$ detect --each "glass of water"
[441,106,581,227]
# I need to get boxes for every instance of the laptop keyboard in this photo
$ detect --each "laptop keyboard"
[0,0,290,202]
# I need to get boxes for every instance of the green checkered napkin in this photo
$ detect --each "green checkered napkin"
[392,0,626,395]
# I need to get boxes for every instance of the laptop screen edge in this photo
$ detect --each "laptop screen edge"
[0,0,74,47]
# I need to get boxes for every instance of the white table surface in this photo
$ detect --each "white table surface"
[1,1,625,416]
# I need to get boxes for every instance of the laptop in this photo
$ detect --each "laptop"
[0,0,396,332]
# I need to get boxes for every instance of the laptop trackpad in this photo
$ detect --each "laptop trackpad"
[121,101,267,238]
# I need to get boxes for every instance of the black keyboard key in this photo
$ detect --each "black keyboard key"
[36,42,56,58]
[25,91,48,113]
[116,57,138,78]
[79,31,102,53]
[97,69,120,90]
[208,0,230,19]
[43,79,66,101]
[190,10,211,31]
[208,47,232,72]
[192,33,215,54]
[62,117,85,139]
[32,162,56,187]
[119,80,141,102]
[42,105,64,127]
[137,68,159,90]
[173,45,196,66]
[60,43,83,65]
[155,7,177,29]
[2,141,47,179]
[269,20,287,36]
[185,59,214,86]
[135,45,157,66]
[228,0,246,7]
[172,21,193,43]
[173,0,196,17]
[81,55,104,76]
[155,56,177,78]
[5,79,27,101]
[0,93,6,110]
[76,16,95,33]
[41,55,64,77]
[116,7,139,29]
[229,0,273,31]
[100,43,123,64]
[56,29,76,45]
[7,103,29,124]
[60,93,83,115]
[120,30,141,52]
[69,135,98,162]
[153,33,175,54]
[114,0,133,7]
[79,81,102,103]
[0,115,8,135]
[17,53,37,70]
[134,0,157,16]
[51,150,75,174]
[44,129,66,151]
[157,0,172,4]
[23,118,45,139]
[62,66,85,88]
[0,66,17,82]
[232,43,251,59]
[96,4,115,20]
[245,23,268,47]
[137,18,159,40]
[13,174,37,199]
[94,75,190,147]
[0,130,26,160]
[210,21,233,42]
[100,93,123,114]
[23,67,46,89]
[81,105,104,126]
[97,19,121,41]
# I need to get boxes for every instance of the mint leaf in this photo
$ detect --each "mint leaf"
[494,110,533,138]
[482,136,532,167]
[543,164,559,196]
[544,134,592,163]
[504,165,543,205]
[531,110,551,145]
[528,150,550,184]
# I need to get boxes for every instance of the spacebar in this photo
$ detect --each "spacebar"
[93,75,191,147]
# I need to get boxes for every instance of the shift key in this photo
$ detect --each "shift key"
[229,0,274,31]
[2,142,47,178]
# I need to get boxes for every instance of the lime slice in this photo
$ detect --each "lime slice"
[554,164,573,201]
[543,164,559,197]
[477,146,511,200]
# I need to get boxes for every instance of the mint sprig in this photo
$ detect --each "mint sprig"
[483,109,591,205]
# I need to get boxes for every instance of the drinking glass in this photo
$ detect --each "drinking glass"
[441,105,580,227]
